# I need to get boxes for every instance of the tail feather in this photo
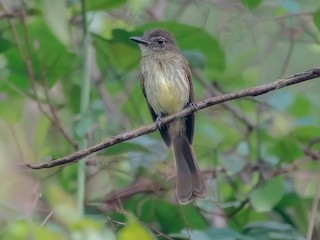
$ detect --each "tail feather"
[172,136,207,204]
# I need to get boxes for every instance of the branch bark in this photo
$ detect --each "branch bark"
[26,67,320,169]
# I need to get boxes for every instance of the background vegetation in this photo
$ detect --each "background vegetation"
[0,0,320,239]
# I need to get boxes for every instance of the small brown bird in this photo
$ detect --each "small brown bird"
[130,29,207,204]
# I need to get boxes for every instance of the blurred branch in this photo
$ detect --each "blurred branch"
[303,148,320,160]
[26,67,320,169]
[307,137,320,148]
[0,3,77,149]
[146,0,167,20]
[0,11,21,19]
[100,177,168,211]
[100,148,320,211]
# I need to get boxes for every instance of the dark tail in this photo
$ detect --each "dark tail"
[172,136,207,204]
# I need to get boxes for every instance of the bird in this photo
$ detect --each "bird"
[130,29,207,204]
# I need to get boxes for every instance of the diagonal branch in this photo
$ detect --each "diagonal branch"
[26,67,320,169]
[192,68,257,129]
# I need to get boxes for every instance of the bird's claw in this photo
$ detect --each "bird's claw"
[155,116,164,129]
[189,102,199,111]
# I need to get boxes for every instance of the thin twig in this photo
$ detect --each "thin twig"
[0,12,21,19]
[41,75,77,148]
[26,67,320,169]
[279,33,295,77]
[40,210,54,227]
[99,152,320,214]
[2,5,77,148]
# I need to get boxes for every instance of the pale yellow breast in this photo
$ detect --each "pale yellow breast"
[155,79,186,114]
[142,57,190,116]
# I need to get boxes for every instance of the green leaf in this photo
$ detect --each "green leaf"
[219,152,247,175]
[34,115,51,156]
[60,164,78,191]
[243,221,304,240]
[93,32,139,74]
[73,112,94,139]
[265,136,302,164]
[3,18,77,88]
[3,47,29,90]
[250,176,285,212]
[45,185,79,227]
[0,38,14,53]
[207,228,246,239]
[118,215,154,240]
[170,230,211,240]
[182,50,207,69]
[289,94,311,117]
[3,221,64,240]
[0,96,23,123]
[106,142,150,155]
[241,0,263,9]
[40,0,71,46]
[291,126,320,142]
[313,9,320,31]
[86,0,127,11]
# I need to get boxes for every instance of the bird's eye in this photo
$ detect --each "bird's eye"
[156,38,165,45]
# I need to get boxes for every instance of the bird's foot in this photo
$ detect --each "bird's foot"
[155,115,164,129]
[188,102,199,111]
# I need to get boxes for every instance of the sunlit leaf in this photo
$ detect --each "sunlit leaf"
[250,176,285,212]
[45,185,79,226]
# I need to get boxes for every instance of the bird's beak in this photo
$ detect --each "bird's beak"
[130,36,150,45]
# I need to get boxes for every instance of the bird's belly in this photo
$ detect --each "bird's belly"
[146,74,189,115]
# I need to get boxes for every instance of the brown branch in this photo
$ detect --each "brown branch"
[280,33,295,77]
[192,68,256,130]
[26,67,320,169]
[99,149,320,211]
[21,10,77,149]
[0,12,21,19]
[303,148,320,160]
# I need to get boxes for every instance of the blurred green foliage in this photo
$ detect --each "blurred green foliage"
[0,0,320,239]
